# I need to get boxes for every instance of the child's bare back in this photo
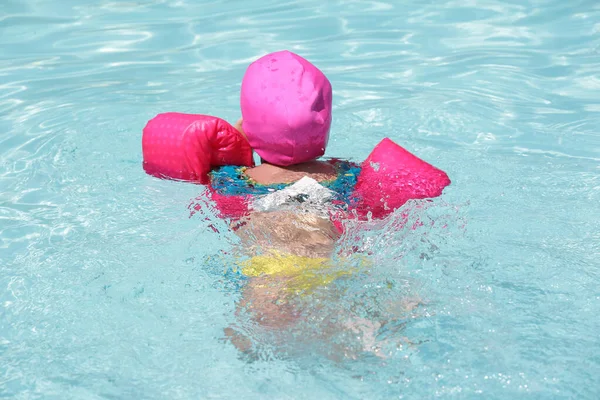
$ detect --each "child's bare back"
[234,161,341,259]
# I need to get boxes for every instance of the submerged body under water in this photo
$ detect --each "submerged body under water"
[213,171,443,361]
[2,0,600,398]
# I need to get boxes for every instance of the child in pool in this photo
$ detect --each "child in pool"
[213,54,442,357]
[142,50,450,358]
[143,50,359,305]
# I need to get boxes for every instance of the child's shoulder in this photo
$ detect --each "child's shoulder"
[209,159,362,206]
[246,161,337,185]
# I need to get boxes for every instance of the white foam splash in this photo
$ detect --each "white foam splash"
[252,176,336,216]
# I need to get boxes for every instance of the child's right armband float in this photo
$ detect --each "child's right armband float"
[142,112,254,184]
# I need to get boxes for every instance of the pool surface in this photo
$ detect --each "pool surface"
[1,0,599,398]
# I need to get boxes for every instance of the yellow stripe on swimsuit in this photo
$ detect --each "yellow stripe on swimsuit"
[239,251,369,295]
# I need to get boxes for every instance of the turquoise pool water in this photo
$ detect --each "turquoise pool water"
[2,0,599,398]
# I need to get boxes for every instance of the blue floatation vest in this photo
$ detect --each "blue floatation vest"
[210,159,361,206]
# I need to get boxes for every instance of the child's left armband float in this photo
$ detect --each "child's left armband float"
[349,138,451,220]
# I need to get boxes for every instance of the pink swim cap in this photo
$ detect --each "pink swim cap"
[240,50,332,166]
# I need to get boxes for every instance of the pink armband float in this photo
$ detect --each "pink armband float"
[142,112,253,184]
[350,138,451,220]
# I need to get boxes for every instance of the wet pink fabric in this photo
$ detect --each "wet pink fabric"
[142,112,253,184]
[240,50,332,166]
[351,138,451,219]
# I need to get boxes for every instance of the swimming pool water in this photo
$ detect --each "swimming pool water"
[1,0,599,398]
